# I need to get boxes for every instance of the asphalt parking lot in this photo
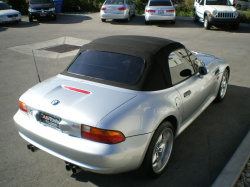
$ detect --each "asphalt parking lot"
[1,13,250,187]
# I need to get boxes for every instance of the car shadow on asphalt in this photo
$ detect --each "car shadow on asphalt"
[70,84,250,187]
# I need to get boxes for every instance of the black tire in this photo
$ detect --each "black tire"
[125,15,130,22]
[204,16,211,30]
[53,14,57,20]
[171,20,175,24]
[231,23,239,30]
[29,16,33,22]
[215,69,229,102]
[101,19,106,22]
[193,11,198,22]
[145,20,149,25]
[144,121,174,179]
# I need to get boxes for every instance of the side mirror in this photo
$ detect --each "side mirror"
[199,66,208,75]
[9,5,12,9]
[143,3,147,6]
[180,69,192,77]
[233,3,235,6]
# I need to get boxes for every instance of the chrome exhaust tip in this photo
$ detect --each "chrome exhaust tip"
[30,146,39,152]
[72,166,82,174]
[65,163,72,171]
[27,144,39,152]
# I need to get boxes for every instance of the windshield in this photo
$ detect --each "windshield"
[149,0,172,6]
[104,0,124,5]
[0,3,10,10]
[30,0,53,4]
[67,50,145,85]
[206,0,232,5]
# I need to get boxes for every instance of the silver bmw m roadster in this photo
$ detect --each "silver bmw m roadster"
[14,36,230,178]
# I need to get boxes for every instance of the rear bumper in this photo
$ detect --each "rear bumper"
[14,110,152,174]
[100,12,128,19]
[209,17,240,25]
[145,13,175,21]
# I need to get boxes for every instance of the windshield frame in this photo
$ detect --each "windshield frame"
[205,0,232,6]
[29,0,54,4]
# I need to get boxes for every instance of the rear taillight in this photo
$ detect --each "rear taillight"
[101,7,106,10]
[166,10,175,12]
[233,0,235,3]
[18,101,28,115]
[81,125,125,144]
[118,7,126,11]
[146,9,155,13]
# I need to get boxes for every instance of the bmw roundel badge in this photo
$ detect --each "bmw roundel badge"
[51,100,60,105]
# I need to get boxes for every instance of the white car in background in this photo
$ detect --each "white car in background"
[0,1,22,24]
[100,0,136,22]
[144,0,176,24]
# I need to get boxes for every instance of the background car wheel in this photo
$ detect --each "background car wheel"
[231,23,239,30]
[215,69,229,102]
[171,20,175,24]
[125,15,130,22]
[204,16,211,30]
[144,121,174,179]
[101,19,106,22]
[193,12,198,22]
[29,16,33,22]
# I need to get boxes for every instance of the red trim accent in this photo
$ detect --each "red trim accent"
[62,85,90,94]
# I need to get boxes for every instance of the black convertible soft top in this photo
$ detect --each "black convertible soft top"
[61,35,184,91]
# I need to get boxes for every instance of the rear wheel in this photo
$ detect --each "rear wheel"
[171,20,175,24]
[231,23,239,30]
[144,121,174,178]
[215,69,229,102]
[145,20,149,25]
[29,16,33,22]
[204,16,211,30]
[101,19,106,22]
[125,14,130,22]
[193,11,198,22]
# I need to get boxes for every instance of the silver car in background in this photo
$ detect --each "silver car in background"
[0,1,22,24]
[145,0,176,24]
[100,0,136,22]
[14,36,229,179]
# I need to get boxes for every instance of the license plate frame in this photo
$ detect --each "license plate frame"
[158,10,164,14]
[40,13,46,17]
[108,9,115,13]
[40,112,61,129]
[12,17,16,20]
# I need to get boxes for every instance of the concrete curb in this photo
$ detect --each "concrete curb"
[212,129,250,187]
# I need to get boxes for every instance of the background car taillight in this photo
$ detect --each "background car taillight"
[146,10,155,13]
[81,125,125,144]
[18,101,28,115]
[118,7,126,11]
[101,7,106,10]
[166,10,175,12]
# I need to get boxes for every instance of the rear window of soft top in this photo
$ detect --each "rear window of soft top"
[67,50,145,85]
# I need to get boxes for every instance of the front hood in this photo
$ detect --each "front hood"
[206,5,236,12]
[0,9,20,15]
[20,75,138,128]
[30,3,54,9]
[193,51,216,66]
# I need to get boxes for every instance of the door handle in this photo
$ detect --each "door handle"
[184,90,191,98]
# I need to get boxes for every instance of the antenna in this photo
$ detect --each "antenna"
[32,50,41,83]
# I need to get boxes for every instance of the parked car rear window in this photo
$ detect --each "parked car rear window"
[206,0,232,5]
[105,0,125,5]
[149,0,172,6]
[67,50,145,85]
